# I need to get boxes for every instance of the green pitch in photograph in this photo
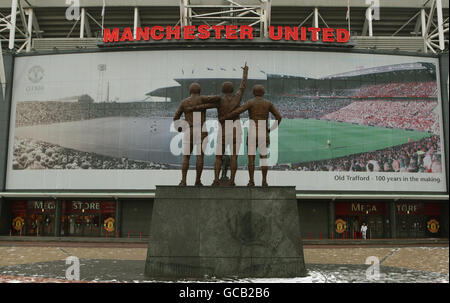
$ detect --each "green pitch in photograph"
[275,119,432,165]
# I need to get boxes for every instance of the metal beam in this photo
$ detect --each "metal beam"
[84,8,92,38]
[79,7,92,38]
[362,14,368,36]
[86,11,103,30]
[366,5,373,37]
[421,8,427,52]
[180,0,270,38]
[17,0,28,37]
[0,39,6,99]
[0,0,448,9]
[25,7,32,51]
[313,7,319,40]
[298,11,313,28]
[133,6,140,40]
[413,10,422,35]
[392,11,421,36]
[435,0,445,50]
[66,18,79,38]
[31,7,41,38]
[191,7,258,18]
[425,0,436,34]
[8,0,17,49]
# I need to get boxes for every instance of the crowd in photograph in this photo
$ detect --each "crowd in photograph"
[271,96,354,119]
[321,100,439,134]
[16,80,439,127]
[13,137,173,170]
[351,81,437,98]
[292,135,442,173]
[15,101,179,127]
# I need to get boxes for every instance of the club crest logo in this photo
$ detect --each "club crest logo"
[427,219,439,233]
[103,217,115,232]
[12,217,25,231]
[335,219,347,234]
[28,65,45,83]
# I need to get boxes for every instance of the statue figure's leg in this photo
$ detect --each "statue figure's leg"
[195,133,207,186]
[230,155,237,186]
[221,156,227,179]
[180,155,190,186]
[213,155,222,185]
[247,155,255,186]
[246,130,256,186]
[213,135,225,186]
[230,132,240,186]
[180,133,193,186]
[260,133,270,186]
[195,154,203,186]
[260,156,268,187]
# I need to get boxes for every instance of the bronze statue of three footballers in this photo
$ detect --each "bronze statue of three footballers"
[173,63,282,187]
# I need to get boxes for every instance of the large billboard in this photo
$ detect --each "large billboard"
[6,49,447,192]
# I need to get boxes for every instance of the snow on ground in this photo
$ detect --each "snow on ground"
[0,245,448,283]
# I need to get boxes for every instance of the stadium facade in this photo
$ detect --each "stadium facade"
[0,0,449,240]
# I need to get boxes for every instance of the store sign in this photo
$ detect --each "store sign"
[66,201,115,214]
[351,203,378,214]
[103,25,350,43]
[32,201,56,210]
[336,202,384,215]
[396,203,422,214]
[72,201,100,211]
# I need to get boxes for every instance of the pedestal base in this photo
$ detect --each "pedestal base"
[144,186,307,279]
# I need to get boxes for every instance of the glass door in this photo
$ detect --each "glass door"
[397,215,425,238]
[83,214,101,236]
[41,214,55,236]
[367,215,384,239]
[397,215,409,238]
[68,214,84,236]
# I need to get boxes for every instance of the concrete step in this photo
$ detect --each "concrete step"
[0,236,148,243]
[0,236,447,246]
[303,238,448,246]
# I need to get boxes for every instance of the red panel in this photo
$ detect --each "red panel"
[424,203,441,216]
[11,201,27,213]
[335,202,350,215]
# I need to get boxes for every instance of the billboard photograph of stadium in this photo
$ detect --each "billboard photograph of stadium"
[6,49,447,192]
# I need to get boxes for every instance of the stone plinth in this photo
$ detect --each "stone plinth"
[144,186,307,279]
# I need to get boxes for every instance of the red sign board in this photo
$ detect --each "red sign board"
[11,201,27,215]
[103,25,350,43]
[28,201,56,213]
[396,203,424,215]
[64,201,115,214]
[335,202,385,216]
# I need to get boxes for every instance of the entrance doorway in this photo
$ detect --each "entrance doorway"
[397,215,425,238]
[62,213,101,237]
[347,215,384,239]
[61,201,115,237]
[366,215,384,239]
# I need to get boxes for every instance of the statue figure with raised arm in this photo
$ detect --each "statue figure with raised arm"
[220,84,282,187]
[187,63,249,186]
